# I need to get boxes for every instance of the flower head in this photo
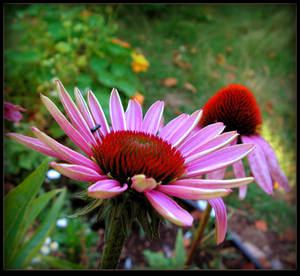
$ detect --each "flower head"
[4,101,26,122]
[131,51,150,73]
[7,80,255,244]
[200,83,291,199]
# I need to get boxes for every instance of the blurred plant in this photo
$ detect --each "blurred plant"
[4,4,149,178]
[4,101,26,122]
[52,217,99,267]
[4,158,66,269]
[141,229,188,269]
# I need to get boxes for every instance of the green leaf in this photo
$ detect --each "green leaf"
[143,229,186,269]
[107,43,130,56]
[143,250,171,269]
[4,158,50,267]
[40,255,85,269]
[97,70,117,87]
[115,79,137,97]
[170,229,186,268]
[14,189,63,253]
[9,189,66,269]
[90,55,109,74]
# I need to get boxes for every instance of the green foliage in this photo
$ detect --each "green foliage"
[51,217,99,267]
[4,3,147,129]
[4,158,66,269]
[143,229,186,269]
[39,255,85,269]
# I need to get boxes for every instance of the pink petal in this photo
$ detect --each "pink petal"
[6,133,61,159]
[41,94,94,156]
[157,185,231,200]
[168,110,203,147]
[125,99,143,131]
[142,101,164,135]
[74,88,101,141]
[208,198,227,245]
[88,179,127,199]
[158,113,189,141]
[171,177,254,189]
[185,131,238,163]
[252,135,291,192]
[50,162,106,183]
[31,126,101,173]
[206,167,227,180]
[178,122,226,156]
[87,90,111,136]
[232,160,247,200]
[185,143,255,178]
[110,88,127,131]
[56,80,96,146]
[241,135,273,195]
[145,190,193,226]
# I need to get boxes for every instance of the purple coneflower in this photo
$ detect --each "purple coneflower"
[7,80,255,244]
[4,102,26,122]
[199,83,291,199]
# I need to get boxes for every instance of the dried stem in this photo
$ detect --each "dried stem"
[184,202,212,268]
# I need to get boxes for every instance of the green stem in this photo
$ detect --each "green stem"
[100,216,127,269]
[184,203,212,268]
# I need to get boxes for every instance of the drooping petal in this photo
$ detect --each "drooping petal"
[88,90,111,136]
[158,113,189,141]
[41,94,94,156]
[178,122,226,156]
[208,198,227,245]
[241,135,273,195]
[232,160,247,200]
[142,101,164,135]
[50,162,106,183]
[145,190,193,226]
[253,135,291,192]
[125,99,143,131]
[168,110,203,147]
[56,80,97,146]
[185,143,255,178]
[88,179,128,199]
[206,167,227,180]
[157,185,231,200]
[185,131,238,162]
[6,133,61,159]
[31,126,101,172]
[110,88,127,131]
[171,177,254,189]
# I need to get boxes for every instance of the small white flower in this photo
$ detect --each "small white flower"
[56,217,68,228]
[50,241,59,251]
[44,237,52,245]
[46,169,61,180]
[40,245,50,255]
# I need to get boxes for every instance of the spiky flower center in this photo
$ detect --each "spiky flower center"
[200,84,262,136]
[93,130,187,185]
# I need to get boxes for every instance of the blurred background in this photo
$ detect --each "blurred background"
[4,4,296,269]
